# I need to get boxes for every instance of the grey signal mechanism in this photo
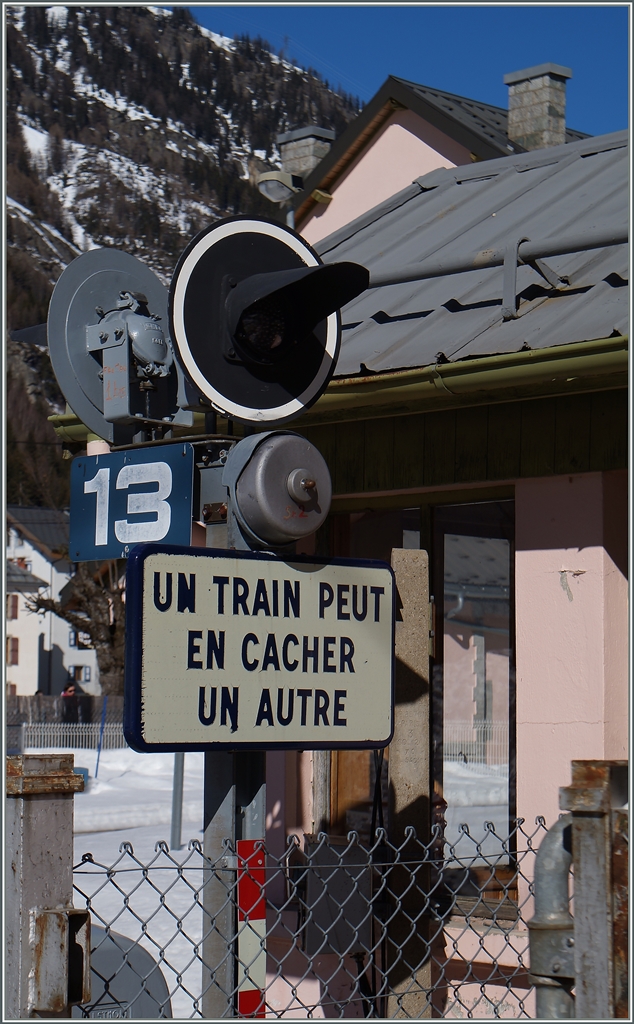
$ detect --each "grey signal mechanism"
[169,216,369,425]
[223,431,332,548]
[47,248,196,445]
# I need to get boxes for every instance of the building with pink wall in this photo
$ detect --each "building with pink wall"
[515,470,628,831]
[291,70,590,244]
[304,124,627,826]
[271,123,628,1012]
[300,108,471,246]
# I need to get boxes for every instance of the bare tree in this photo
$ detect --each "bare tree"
[27,559,126,696]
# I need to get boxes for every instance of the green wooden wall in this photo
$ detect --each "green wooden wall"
[301,389,627,499]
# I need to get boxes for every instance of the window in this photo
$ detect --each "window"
[432,501,515,866]
[83,666,91,683]
[7,637,19,666]
[70,628,92,649]
[7,594,19,620]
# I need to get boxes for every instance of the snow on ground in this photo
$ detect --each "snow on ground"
[46,5,69,28]
[7,195,78,270]
[65,747,205,833]
[21,123,49,161]
[74,821,206,1018]
[25,746,206,1017]
[27,747,514,1016]
[443,761,510,860]
[443,760,508,808]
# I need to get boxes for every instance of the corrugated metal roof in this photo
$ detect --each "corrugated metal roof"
[7,505,70,555]
[296,75,591,226]
[391,76,590,152]
[317,131,628,378]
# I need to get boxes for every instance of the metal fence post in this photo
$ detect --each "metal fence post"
[559,759,628,1019]
[170,751,185,851]
[5,754,89,1018]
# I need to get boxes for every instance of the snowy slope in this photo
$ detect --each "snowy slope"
[6,5,360,300]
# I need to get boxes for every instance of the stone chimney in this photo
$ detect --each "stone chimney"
[276,126,335,177]
[504,63,572,150]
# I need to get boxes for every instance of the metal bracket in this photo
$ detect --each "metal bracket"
[502,237,530,320]
[528,257,570,292]
[28,908,91,1013]
[503,238,569,321]
[86,321,128,352]
[86,321,132,423]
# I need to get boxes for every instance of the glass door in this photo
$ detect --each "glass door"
[432,501,515,863]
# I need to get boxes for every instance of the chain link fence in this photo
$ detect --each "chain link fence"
[73,817,547,1019]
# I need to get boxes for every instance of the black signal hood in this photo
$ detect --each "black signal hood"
[225,262,369,366]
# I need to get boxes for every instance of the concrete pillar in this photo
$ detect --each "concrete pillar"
[312,750,331,834]
[504,63,572,150]
[387,548,431,1018]
[5,754,85,1018]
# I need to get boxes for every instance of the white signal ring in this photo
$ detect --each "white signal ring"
[170,219,338,423]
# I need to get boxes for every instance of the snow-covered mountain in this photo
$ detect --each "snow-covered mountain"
[5,4,360,506]
[6,4,360,324]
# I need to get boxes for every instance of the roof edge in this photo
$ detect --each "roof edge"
[6,509,69,564]
[294,75,514,228]
[296,336,628,425]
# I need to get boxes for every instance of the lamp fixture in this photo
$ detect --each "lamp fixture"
[256,171,304,203]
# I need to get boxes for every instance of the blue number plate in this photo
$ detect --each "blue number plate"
[70,444,195,561]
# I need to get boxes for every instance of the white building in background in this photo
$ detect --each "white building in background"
[6,506,99,696]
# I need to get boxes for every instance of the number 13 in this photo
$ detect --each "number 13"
[84,463,173,546]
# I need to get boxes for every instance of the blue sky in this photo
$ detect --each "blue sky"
[185,4,630,136]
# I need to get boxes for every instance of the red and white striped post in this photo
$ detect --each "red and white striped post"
[236,839,267,1018]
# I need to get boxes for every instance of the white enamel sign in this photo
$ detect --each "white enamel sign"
[124,546,394,751]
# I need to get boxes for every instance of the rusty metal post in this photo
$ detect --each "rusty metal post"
[559,759,628,1019]
[5,754,89,1018]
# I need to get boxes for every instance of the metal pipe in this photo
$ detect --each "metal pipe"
[367,226,628,289]
[94,694,108,779]
[170,751,185,851]
[527,813,575,1019]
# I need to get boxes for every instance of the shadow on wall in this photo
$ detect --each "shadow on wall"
[38,635,68,695]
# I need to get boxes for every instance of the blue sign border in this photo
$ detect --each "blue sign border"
[124,543,395,753]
